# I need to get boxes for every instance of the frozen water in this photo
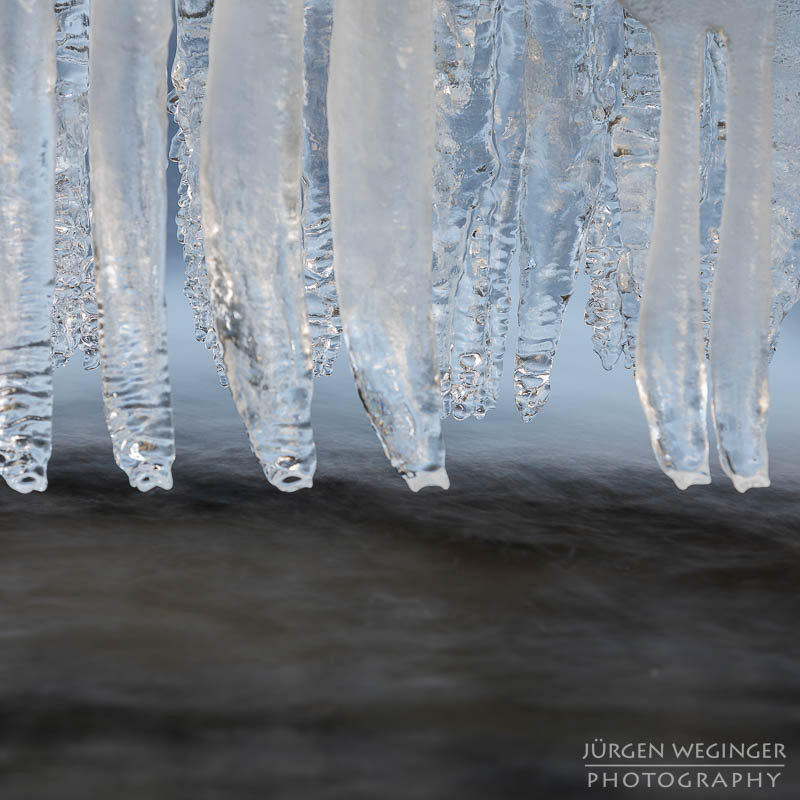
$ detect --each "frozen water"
[169,0,227,386]
[328,0,449,490]
[0,0,56,494]
[201,0,316,492]
[52,0,98,371]
[89,0,176,491]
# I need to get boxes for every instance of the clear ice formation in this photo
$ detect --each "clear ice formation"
[328,0,449,490]
[619,0,776,492]
[433,0,525,420]
[515,0,612,420]
[0,0,56,494]
[89,0,176,491]
[302,0,341,377]
[52,0,98,371]
[169,0,227,386]
[201,0,316,492]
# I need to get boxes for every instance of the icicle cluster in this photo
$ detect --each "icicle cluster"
[0,0,798,495]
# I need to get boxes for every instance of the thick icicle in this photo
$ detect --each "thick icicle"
[0,0,56,494]
[618,1,710,489]
[89,0,176,491]
[169,0,226,386]
[709,2,776,492]
[302,0,341,377]
[201,0,316,491]
[328,0,449,491]
[515,0,602,420]
[583,0,625,371]
[52,0,98,371]
[769,0,800,351]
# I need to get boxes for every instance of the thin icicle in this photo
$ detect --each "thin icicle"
[483,0,526,412]
[611,12,659,370]
[51,0,97,371]
[0,0,56,494]
[515,0,602,420]
[769,0,800,351]
[169,0,226,386]
[432,0,495,419]
[699,32,728,356]
[89,0,176,491]
[201,0,316,492]
[329,0,448,491]
[302,0,341,377]
[709,1,776,492]
[583,0,625,371]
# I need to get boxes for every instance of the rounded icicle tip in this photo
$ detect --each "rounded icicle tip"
[403,467,450,493]
[128,462,174,493]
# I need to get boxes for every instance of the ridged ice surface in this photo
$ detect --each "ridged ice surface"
[515,0,605,420]
[201,0,316,492]
[0,1,56,494]
[169,0,226,386]
[769,0,800,351]
[329,0,448,491]
[302,0,341,377]
[433,0,525,420]
[52,0,98,371]
[89,0,176,492]
[582,1,625,372]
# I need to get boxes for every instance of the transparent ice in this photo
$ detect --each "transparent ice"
[201,0,316,492]
[52,0,98,371]
[89,0,176,491]
[0,0,56,493]
[329,0,449,490]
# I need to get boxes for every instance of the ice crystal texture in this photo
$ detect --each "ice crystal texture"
[201,0,316,492]
[89,0,176,491]
[52,0,98,371]
[0,0,56,493]
[329,0,449,490]
[302,0,341,377]
[169,0,227,385]
[433,0,525,420]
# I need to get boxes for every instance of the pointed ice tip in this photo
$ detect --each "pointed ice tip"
[403,467,450,492]
[730,472,770,493]
[3,471,48,494]
[667,469,712,491]
[128,463,174,493]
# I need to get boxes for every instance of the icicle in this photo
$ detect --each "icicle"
[0,0,56,493]
[708,2,776,492]
[170,0,226,386]
[483,0,526,412]
[769,0,800,351]
[444,0,527,420]
[432,0,497,419]
[302,0,341,377]
[583,0,625,371]
[609,12,659,370]
[515,0,602,420]
[89,0,176,491]
[52,0,97,371]
[328,0,449,491]
[699,32,728,356]
[201,0,316,491]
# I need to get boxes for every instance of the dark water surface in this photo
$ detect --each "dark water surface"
[1,273,799,798]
